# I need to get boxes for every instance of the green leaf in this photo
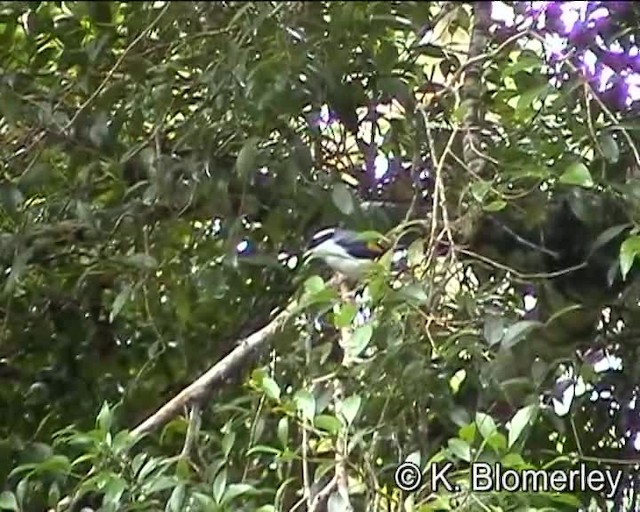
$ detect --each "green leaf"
[222,483,255,504]
[314,415,342,434]
[144,475,179,494]
[221,431,235,458]
[334,303,357,328]
[300,276,335,307]
[599,133,620,163]
[304,276,325,294]
[501,452,526,468]
[48,482,61,508]
[167,483,186,512]
[487,431,507,452]
[501,52,543,79]
[0,491,18,511]
[4,248,33,295]
[483,200,507,212]
[378,77,414,111]
[483,314,505,346]
[110,284,133,323]
[292,142,313,173]
[475,412,497,440]
[397,284,429,305]
[501,320,542,349]
[103,476,127,508]
[516,84,550,115]
[277,417,288,448]
[35,455,71,475]
[236,137,260,178]
[213,469,227,504]
[508,404,537,448]
[261,376,281,401]
[294,390,316,421]
[331,182,354,215]
[447,438,471,462]
[620,235,640,280]
[559,162,594,188]
[15,478,28,507]
[0,182,24,216]
[89,111,110,148]
[125,253,158,270]
[96,402,112,432]
[459,423,476,444]
[589,224,631,257]
[470,180,490,202]
[531,359,549,386]
[337,394,361,426]
[346,324,372,358]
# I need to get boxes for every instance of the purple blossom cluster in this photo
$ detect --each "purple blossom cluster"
[526,1,639,110]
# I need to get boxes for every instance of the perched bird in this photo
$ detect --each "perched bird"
[303,227,390,279]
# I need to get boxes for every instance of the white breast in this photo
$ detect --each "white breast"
[309,238,373,279]
[323,254,373,279]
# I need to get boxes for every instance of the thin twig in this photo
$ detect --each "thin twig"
[180,404,202,460]
[332,279,355,512]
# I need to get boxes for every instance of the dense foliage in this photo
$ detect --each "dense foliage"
[1,1,640,511]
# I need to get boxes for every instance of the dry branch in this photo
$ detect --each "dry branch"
[131,300,298,437]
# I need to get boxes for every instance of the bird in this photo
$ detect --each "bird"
[303,227,391,280]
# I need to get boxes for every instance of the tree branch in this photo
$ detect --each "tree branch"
[131,300,298,437]
[461,2,492,178]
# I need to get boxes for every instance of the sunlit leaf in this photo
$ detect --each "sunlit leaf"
[559,162,594,188]
[304,276,325,294]
[213,469,227,504]
[475,412,497,440]
[470,180,490,202]
[483,199,507,212]
[0,491,18,511]
[4,248,32,295]
[590,224,631,256]
[337,395,361,426]
[314,415,342,434]
[483,314,505,346]
[96,402,112,433]
[103,476,127,508]
[109,284,133,323]
[236,137,260,178]
[167,484,186,512]
[346,324,373,358]
[620,235,640,280]
[331,182,354,215]
[598,133,620,163]
[125,253,158,270]
[508,404,537,448]
[294,390,316,421]
[447,438,471,462]
[261,376,281,401]
[221,431,236,459]
[277,417,288,448]
[222,483,255,503]
[334,303,357,328]
[501,320,542,349]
